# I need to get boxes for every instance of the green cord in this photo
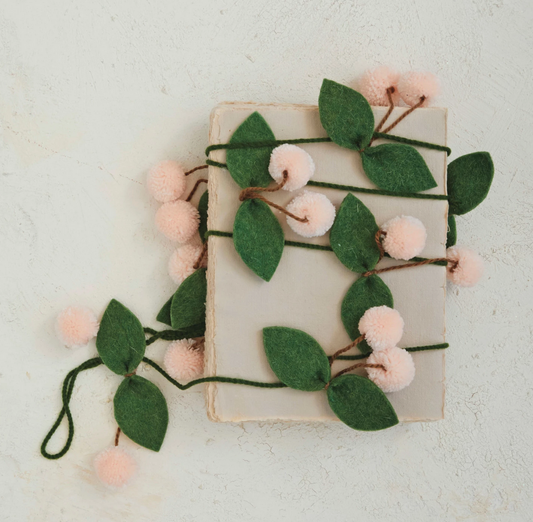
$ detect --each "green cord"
[334,343,449,360]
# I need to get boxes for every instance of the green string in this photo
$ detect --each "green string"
[334,343,449,360]
[144,327,194,346]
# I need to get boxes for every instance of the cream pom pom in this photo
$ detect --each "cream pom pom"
[147,161,186,202]
[381,215,427,260]
[285,191,336,238]
[55,306,99,348]
[446,246,484,287]
[359,66,401,106]
[268,144,315,191]
[164,339,204,381]
[155,200,200,243]
[358,305,404,352]
[168,244,204,285]
[94,446,137,489]
[367,347,415,393]
[398,71,439,107]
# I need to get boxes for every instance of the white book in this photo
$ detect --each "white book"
[205,102,447,423]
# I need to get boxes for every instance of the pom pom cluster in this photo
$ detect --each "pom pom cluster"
[147,161,186,202]
[286,191,336,238]
[94,447,137,488]
[269,144,315,191]
[381,215,427,260]
[446,246,484,287]
[358,306,404,351]
[55,306,99,348]
[164,339,204,381]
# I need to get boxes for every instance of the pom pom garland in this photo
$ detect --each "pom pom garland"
[155,200,200,243]
[285,191,336,238]
[164,339,205,381]
[168,244,204,285]
[55,306,99,348]
[446,246,484,287]
[366,347,416,393]
[147,161,186,202]
[358,306,404,351]
[398,72,439,107]
[94,447,137,488]
[268,144,315,191]
[359,66,401,106]
[381,215,427,260]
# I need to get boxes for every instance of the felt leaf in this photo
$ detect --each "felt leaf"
[96,300,146,376]
[330,193,380,273]
[156,295,173,326]
[341,275,394,354]
[114,375,169,452]
[263,327,330,391]
[327,374,398,431]
[226,112,275,189]
[446,214,457,247]
[318,79,374,151]
[361,144,437,192]
[233,199,284,282]
[198,189,209,243]
[447,152,494,215]
[171,268,207,330]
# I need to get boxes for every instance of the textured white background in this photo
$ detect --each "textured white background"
[1,0,532,520]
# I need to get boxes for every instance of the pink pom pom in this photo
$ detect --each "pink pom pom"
[398,71,439,107]
[155,200,200,243]
[358,306,404,351]
[268,144,315,191]
[367,347,415,393]
[164,339,204,381]
[94,447,137,489]
[446,246,484,287]
[55,306,99,348]
[147,161,186,202]
[285,191,336,238]
[381,215,427,260]
[168,244,204,285]
[359,66,401,106]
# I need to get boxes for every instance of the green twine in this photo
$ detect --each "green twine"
[144,327,195,346]
[334,343,449,360]
[41,357,103,460]
[373,132,451,156]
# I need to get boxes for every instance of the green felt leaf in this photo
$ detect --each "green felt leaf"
[156,295,173,326]
[341,275,394,354]
[330,193,380,273]
[96,300,146,376]
[233,199,284,282]
[114,375,169,451]
[318,79,374,151]
[447,214,457,247]
[361,143,437,193]
[198,189,209,243]
[447,152,494,215]
[263,327,330,391]
[170,268,207,330]
[327,374,398,431]
[226,112,275,189]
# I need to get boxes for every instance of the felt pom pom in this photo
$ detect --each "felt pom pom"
[147,161,186,202]
[285,191,336,238]
[381,215,427,260]
[268,144,315,191]
[164,339,204,381]
[367,347,415,393]
[358,306,404,352]
[168,244,204,285]
[398,71,439,107]
[94,447,137,489]
[446,246,484,287]
[155,200,200,243]
[55,306,99,348]
[359,66,401,106]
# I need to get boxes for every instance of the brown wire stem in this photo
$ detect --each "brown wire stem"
[329,335,365,365]
[363,257,453,277]
[375,229,385,262]
[373,87,396,135]
[114,427,121,447]
[193,241,208,270]
[381,96,427,135]
[185,165,208,176]
[185,178,208,202]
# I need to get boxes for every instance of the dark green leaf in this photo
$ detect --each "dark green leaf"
[263,327,330,391]
[96,300,146,375]
[447,152,494,215]
[226,112,275,188]
[198,189,209,243]
[341,275,394,354]
[156,295,173,326]
[361,143,437,192]
[327,374,398,431]
[233,199,284,282]
[171,268,207,330]
[330,193,380,273]
[114,375,169,451]
[446,214,457,247]
[318,79,374,150]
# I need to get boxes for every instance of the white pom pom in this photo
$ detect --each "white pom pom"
[381,215,427,260]
[367,347,415,392]
[155,200,200,243]
[168,244,204,285]
[268,144,315,191]
[285,191,336,238]
[164,339,204,381]
[55,306,99,348]
[147,161,186,202]
[94,446,137,489]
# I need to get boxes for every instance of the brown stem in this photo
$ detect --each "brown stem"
[191,337,205,350]
[375,229,385,262]
[193,241,208,270]
[329,335,365,365]
[186,178,208,202]
[114,427,121,447]
[363,257,450,277]
[185,165,208,176]
[373,87,396,136]
[381,96,426,135]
